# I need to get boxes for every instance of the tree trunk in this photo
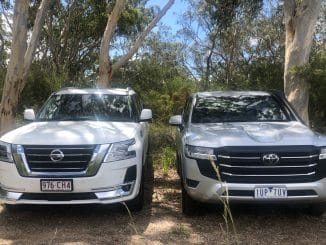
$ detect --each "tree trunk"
[0,1,28,135]
[284,0,321,125]
[98,0,125,88]
[0,0,50,135]
[97,0,175,88]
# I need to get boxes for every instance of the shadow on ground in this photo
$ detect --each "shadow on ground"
[1,166,326,244]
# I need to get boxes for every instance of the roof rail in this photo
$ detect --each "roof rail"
[58,87,78,91]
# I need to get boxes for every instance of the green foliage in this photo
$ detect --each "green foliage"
[149,123,176,172]
[181,0,283,91]
[143,80,192,123]
[19,63,64,112]
[204,0,263,30]
[1,0,325,131]
[240,59,283,91]
[149,123,175,152]
[118,0,154,37]
[307,51,326,128]
[156,146,175,173]
[114,37,195,122]
[11,0,157,112]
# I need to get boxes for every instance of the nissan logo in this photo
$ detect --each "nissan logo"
[262,153,279,166]
[50,149,64,162]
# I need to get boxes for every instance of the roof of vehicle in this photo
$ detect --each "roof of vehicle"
[55,87,136,96]
[194,91,272,97]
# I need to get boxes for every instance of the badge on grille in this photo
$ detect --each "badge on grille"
[262,153,279,166]
[50,149,64,162]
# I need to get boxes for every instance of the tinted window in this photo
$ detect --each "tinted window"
[38,94,134,122]
[192,95,291,123]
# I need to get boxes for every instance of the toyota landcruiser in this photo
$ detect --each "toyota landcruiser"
[0,88,152,211]
[169,91,326,215]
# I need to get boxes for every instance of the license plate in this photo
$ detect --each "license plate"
[254,187,287,199]
[40,179,73,192]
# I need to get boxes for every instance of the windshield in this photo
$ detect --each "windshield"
[37,94,134,122]
[191,95,292,123]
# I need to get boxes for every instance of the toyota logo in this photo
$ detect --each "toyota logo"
[50,149,64,162]
[262,153,279,166]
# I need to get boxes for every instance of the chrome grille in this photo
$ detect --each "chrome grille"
[197,146,323,183]
[23,145,96,172]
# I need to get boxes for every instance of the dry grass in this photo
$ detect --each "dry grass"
[0,168,326,244]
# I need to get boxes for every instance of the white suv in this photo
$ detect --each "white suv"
[0,88,152,211]
[170,91,326,215]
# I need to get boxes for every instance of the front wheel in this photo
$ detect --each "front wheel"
[126,171,144,212]
[4,204,23,212]
[306,203,326,216]
[181,181,199,215]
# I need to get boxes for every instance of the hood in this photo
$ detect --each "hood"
[0,121,138,145]
[185,121,325,148]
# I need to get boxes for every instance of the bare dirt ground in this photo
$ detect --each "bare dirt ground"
[1,167,326,245]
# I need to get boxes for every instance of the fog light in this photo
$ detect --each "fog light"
[95,182,135,200]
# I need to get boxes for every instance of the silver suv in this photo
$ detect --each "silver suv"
[0,88,152,211]
[169,91,326,215]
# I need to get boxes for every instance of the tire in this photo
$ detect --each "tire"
[4,204,22,212]
[126,170,145,212]
[176,151,181,176]
[181,181,199,215]
[306,203,326,217]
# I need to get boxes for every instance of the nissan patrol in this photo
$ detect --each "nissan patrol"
[0,88,152,211]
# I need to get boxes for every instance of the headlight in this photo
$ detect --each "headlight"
[320,148,326,160]
[0,141,14,163]
[103,139,136,162]
[185,145,216,160]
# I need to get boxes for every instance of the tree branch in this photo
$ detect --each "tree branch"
[98,0,125,87]
[23,0,50,82]
[111,0,175,73]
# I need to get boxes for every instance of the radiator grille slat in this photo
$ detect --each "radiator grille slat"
[197,146,323,183]
[23,145,96,173]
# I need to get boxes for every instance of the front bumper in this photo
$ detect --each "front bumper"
[0,158,141,205]
[183,157,326,204]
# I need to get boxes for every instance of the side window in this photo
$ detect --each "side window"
[182,97,192,125]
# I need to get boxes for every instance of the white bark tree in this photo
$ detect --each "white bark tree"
[97,0,175,88]
[0,0,50,135]
[284,0,321,124]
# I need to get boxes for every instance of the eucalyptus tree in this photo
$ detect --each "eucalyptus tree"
[180,0,262,89]
[97,0,175,88]
[0,1,12,95]
[284,0,321,124]
[180,0,322,124]
[0,0,50,135]
[118,33,195,122]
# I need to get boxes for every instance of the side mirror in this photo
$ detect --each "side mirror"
[24,109,35,121]
[139,109,152,122]
[169,115,183,126]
